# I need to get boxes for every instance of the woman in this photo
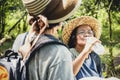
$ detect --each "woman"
[62,16,103,80]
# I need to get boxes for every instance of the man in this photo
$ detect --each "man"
[12,15,74,80]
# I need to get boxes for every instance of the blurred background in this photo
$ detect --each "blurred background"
[0,0,120,78]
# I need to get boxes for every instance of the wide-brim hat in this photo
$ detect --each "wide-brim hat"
[62,16,101,45]
[22,0,82,24]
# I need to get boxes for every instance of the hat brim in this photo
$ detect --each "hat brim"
[47,0,82,23]
[62,16,101,45]
[22,0,82,24]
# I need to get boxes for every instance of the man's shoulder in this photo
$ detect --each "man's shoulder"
[41,43,67,52]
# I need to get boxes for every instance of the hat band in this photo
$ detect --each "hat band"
[23,0,51,16]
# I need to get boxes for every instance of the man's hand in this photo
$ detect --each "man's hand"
[19,15,49,59]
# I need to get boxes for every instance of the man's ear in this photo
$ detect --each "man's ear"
[53,27,57,33]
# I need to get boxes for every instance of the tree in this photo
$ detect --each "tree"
[0,0,28,46]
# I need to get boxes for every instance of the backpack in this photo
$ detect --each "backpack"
[0,50,22,80]
[0,34,66,80]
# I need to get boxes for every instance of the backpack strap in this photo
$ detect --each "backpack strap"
[20,34,67,80]
[22,32,28,45]
[4,50,18,62]
[25,34,67,63]
[21,33,41,61]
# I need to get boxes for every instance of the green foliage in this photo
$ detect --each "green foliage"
[5,10,25,32]
[0,0,27,39]
[100,46,120,77]
[0,40,14,56]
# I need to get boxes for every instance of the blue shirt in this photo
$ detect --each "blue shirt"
[70,48,102,80]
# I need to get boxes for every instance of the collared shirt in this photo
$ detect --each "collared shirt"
[12,33,74,80]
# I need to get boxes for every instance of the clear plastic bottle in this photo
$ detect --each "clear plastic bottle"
[92,42,105,55]
[86,37,105,55]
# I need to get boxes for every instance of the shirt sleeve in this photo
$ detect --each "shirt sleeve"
[12,33,27,52]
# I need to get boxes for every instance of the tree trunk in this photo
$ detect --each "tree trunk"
[0,1,6,39]
[107,0,116,77]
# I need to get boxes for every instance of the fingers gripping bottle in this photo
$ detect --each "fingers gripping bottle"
[86,37,105,55]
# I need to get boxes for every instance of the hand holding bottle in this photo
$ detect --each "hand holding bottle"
[86,37,105,55]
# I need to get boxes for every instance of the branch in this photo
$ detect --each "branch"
[108,0,113,11]
[8,12,27,34]
[0,35,12,46]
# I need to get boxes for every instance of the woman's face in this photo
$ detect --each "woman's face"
[75,25,94,46]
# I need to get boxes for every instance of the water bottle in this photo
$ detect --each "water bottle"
[92,42,105,55]
[86,37,105,55]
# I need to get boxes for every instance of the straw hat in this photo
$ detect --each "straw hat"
[22,0,82,24]
[62,16,101,45]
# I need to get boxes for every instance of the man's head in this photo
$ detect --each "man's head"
[44,23,63,39]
